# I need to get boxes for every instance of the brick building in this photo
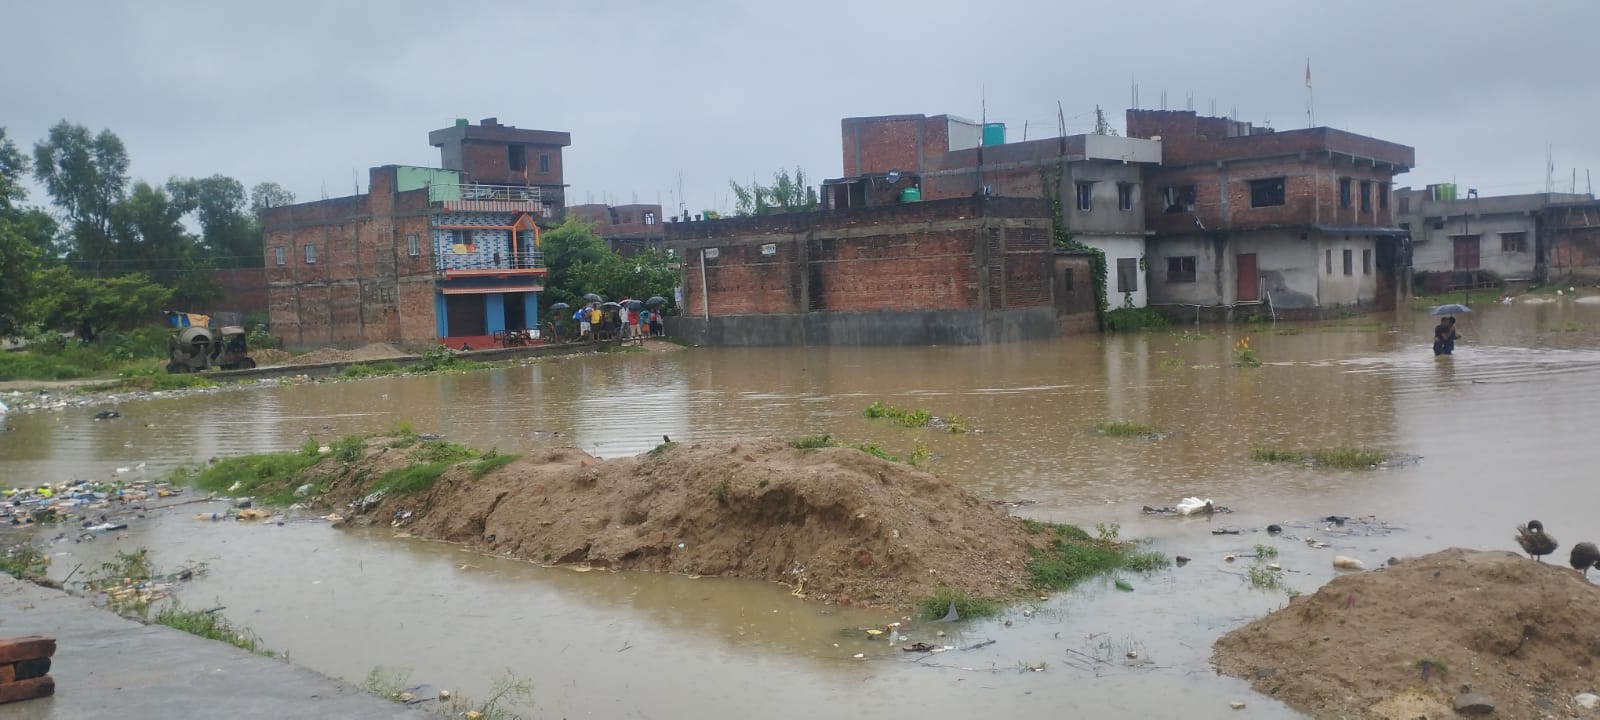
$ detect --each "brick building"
[828,114,1160,308]
[1126,110,1414,317]
[665,197,1097,346]
[1543,199,1600,283]
[1395,185,1591,288]
[263,118,570,350]
[566,203,667,257]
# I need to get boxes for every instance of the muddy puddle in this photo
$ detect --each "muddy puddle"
[7,299,1600,718]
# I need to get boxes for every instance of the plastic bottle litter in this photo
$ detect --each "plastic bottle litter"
[1176,497,1215,516]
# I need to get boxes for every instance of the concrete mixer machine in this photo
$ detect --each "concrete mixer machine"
[166,326,256,373]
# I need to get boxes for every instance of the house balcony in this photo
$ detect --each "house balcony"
[438,250,546,281]
[429,182,551,215]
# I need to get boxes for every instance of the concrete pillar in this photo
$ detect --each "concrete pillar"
[434,293,448,338]
[524,293,540,334]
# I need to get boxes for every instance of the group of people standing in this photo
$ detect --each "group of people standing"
[571,298,664,342]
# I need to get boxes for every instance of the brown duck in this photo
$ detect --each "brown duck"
[1515,520,1558,562]
[1571,542,1600,578]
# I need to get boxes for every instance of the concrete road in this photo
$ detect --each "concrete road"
[0,576,415,719]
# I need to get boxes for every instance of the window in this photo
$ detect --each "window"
[1379,183,1390,210]
[1431,219,1445,230]
[644,211,656,225]
[1360,181,1372,213]
[1076,182,1094,211]
[1399,222,1411,232]
[1064,267,1075,291]
[1500,232,1527,252]
[273,247,285,266]
[1339,178,1352,208]
[1116,257,1139,293]
[304,244,316,264]
[507,145,527,172]
[1166,256,1196,283]
[1398,194,1409,215]
[1452,235,1481,270]
[407,233,420,257]
[1162,185,1196,213]
[1117,182,1135,211]
[1325,249,1332,274]
[1343,249,1353,276]
[538,154,550,173]
[1249,177,1286,207]
[1363,249,1372,275]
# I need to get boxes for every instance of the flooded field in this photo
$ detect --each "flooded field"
[6,299,1600,718]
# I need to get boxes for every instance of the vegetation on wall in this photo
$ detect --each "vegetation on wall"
[1040,158,1109,329]
[728,167,819,216]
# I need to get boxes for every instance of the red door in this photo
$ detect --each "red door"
[1236,254,1259,302]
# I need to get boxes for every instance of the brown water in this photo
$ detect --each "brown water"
[7,297,1600,719]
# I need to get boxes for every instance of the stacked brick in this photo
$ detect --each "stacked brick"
[0,636,55,704]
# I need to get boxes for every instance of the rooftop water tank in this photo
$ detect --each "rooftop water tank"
[982,123,1006,147]
[900,187,922,203]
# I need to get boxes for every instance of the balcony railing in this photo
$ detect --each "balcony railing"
[438,250,545,275]
[428,183,543,203]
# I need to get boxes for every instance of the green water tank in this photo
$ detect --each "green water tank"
[455,118,469,127]
[900,186,922,203]
[983,123,1006,146]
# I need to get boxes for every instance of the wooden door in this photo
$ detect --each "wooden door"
[1236,253,1259,302]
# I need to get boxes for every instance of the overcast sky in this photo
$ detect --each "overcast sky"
[6,1,1598,215]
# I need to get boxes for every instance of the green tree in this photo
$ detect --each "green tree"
[27,266,173,341]
[32,121,129,273]
[169,174,262,267]
[537,219,677,321]
[113,181,219,306]
[729,167,818,216]
[249,182,295,216]
[0,128,27,212]
[0,128,52,334]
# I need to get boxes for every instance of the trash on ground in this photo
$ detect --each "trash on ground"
[1143,498,1233,515]
[1332,555,1366,570]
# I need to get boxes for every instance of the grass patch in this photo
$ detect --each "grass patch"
[341,361,399,379]
[788,434,834,450]
[360,665,413,702]
[0,543,48,580]
[190,452,319,498]
[1019,518,1048,535]
[1023,522,1170,592]
[1253,543,1279,559]
[1247,563,1284,591]
[152,601,272,655]
[647,441,679,457]
[373,462,451,496]
[918,587,1000,621]
[1255,445,1385,469]
[469,452,519,479]
[863,401,932,428]
[847,442,900,463]
[1105,306,1172,332]
[330,435,367,463]
[712,478,731,505]
[413,439,478,464]
[942,414,970,434]
[1096,420,1161,437]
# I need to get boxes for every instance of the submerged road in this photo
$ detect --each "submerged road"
[0,576,414,720]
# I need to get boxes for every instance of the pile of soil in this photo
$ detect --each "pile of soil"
[316,438,1051,609]
[250,349,293,366]
[1213,548,1600,719]
[286,343,407,366]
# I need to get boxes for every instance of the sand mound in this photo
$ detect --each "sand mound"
[288,343,408,366]
[1213,548,1600,719]
[323,438,1045,609]
[288,348,350,365]
[250,349,293,366]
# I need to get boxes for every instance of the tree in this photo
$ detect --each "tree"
[32,121,130,273]
[169,175,261,267]
[112,181,219,306]
[537,219,677,319]
[0,128,26,213]
[729,167,818,216]
[27,266,172,341]
[249,182,295,216]
[0,128,51,334]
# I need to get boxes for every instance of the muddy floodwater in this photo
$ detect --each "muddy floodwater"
[6,299,1600,719]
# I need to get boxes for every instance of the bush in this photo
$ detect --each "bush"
[1105,306,1171,332]
[918,587,1000,621]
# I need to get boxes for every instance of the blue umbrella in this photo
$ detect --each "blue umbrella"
[1430,303,1472,316]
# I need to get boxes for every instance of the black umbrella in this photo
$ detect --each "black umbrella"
[622,299,644,310]
[601,301,621,309]
[550,302,570,311]
[1430,303,1472,316]
[583,293,603,303]
[645,296,668,306]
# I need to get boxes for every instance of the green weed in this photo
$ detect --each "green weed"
[330,435,366,464]
[918,587,1000,621]
[1096,421,1161,438]
[908,439,931,467]
[0,543,48,580]
[1309,447,1386,469]
[373,463,450,496]
[1105,306,1172,332]
[190,453,319,497]
[469,453,519,479]
[360,665,413,702]
[788,434,834,450]
[1019,518,1047,535]
[647,441,678,457]
[1247,563,1284,591]
[862,401,933,428]
[413,439,478,464]
[847,443,900,463]
[152,601,272,655]
[1251,446,1303,463]
[1253,544,1279,559]
[943,414,970,434]
[1095,522,1121,542]
[341,361,398,379]
[712,478,731,505]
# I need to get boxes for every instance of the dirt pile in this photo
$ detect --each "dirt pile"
[287,343,407,366]
[250,349,293,366]
[1213,548,1600,719]
[319,438,1048,609]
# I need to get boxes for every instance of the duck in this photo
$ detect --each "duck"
[1515,520,1559,562]
[1571,542,1600,578]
